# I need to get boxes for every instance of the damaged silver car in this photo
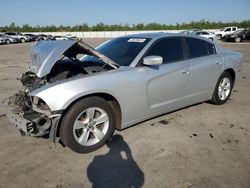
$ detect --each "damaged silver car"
[4,33,244,153]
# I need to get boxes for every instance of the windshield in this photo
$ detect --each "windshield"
[82,37,150,66]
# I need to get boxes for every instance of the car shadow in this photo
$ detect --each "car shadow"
[87,134,144,188]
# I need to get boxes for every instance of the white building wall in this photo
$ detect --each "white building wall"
[32,29,221,39]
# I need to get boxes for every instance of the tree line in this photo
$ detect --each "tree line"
[1,20,250,32]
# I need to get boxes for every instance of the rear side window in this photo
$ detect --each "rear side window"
[207,43,216,55]
[146,37,184,63]
[202,32,209,35]
[186,38,216,58]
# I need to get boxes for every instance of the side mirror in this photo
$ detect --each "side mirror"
[143,56,163,66]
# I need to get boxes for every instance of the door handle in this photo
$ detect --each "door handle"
[216,61,222,65]
[182,70,190,74]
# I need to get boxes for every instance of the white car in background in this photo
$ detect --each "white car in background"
[191,31,216,41]
[214,27,238,40]
[54,35,78,41]
[0,34,19,44]
[54,36,69,40]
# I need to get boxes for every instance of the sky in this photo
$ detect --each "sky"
[0,0,250,26]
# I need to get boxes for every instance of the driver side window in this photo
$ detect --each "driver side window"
[145,37,184,64]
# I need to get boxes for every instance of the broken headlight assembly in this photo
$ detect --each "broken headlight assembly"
[32,96,51,114]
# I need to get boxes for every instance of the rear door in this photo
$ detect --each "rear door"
[184,37,223,103]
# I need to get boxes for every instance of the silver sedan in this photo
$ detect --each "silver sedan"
[5,33,244,153]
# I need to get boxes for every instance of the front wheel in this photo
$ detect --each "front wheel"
[211,72,233,105]
[5,39,11,44]
[60,97,115,153]
[216,34,222,40]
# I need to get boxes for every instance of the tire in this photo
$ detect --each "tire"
[208,37,213,41]
[20,38,26,43]
[60,97,116,153]
[217,34,222,40]
[211,72,233,105]
[5,39,11,44]
[234,37,241,43]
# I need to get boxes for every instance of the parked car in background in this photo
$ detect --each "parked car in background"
[214,27,238,40]
[179,29,200,35]
[5,32,31,43]
[191,31,216,40]
[54,35,78,41]
[4,33,244,153]
[54,36,68,40]
[224,28,250,42]
[0,36,5,44]
[179,30,192,35]
[0,34,19,44]
[68,36,78,41]
[37,34,55,41]
[24,34,38,41]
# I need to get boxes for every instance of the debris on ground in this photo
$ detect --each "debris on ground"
[209,133,214,138]
[158,120,169,125]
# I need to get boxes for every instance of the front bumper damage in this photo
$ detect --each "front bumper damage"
[4,92,62,143]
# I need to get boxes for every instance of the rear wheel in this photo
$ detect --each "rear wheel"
[211,72,233,105]
[20,38,26,43]
[234,37,241,43]
[60,97,115,153]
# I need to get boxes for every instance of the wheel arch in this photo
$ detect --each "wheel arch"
[56,92,122,138]
[224,68,236,84]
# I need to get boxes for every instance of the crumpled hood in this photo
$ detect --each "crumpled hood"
[30,40,119,78]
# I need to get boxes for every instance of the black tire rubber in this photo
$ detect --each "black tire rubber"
[208,37,213,41]
[211,72,233,105]
[60,96,116,153]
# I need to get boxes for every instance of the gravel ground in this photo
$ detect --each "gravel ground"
[0,39,249,188]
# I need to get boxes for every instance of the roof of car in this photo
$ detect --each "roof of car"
[120,32,187,39]
[119,32,217,46]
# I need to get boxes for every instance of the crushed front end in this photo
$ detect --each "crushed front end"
[3,40,118,143]
[4,72,61,142]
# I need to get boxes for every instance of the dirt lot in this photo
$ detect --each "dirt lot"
[0,39,249,188]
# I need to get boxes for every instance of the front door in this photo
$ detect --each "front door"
[134,37,191,115]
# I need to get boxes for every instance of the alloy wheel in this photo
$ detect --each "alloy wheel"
[73,107,109,146]
[218,77,231,100]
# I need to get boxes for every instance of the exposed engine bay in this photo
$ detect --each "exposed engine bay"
[4,40,118,141]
